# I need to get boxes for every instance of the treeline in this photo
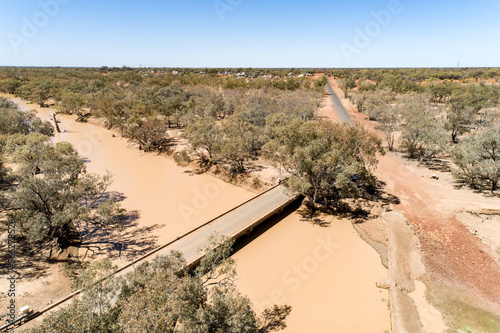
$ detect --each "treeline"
[3,66,497,193]
[343,75,500,193]
[0,100,291,332]
[0,67,326,98]
[0,67,325,173]
[332,67,500,82]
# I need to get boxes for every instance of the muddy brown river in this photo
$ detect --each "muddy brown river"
[1,94,391,332]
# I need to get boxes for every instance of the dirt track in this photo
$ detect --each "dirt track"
[382,151,500,304]
[329,79,500,322]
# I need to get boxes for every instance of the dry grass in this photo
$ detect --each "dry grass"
[439,298,500,333]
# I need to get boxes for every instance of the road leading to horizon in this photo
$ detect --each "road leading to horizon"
[325,82,354,126]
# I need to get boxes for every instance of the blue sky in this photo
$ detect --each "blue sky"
[0,0,499,68]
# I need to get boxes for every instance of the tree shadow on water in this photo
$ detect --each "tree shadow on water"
[89,190,127,207]
[297,206,331,227]
[258,305,293,333]
[79,209,164,261]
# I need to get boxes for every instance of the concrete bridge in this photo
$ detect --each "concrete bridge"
[2,82,352,331]
[1,184,299,331]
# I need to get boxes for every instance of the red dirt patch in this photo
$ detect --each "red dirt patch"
[328,78,500,308]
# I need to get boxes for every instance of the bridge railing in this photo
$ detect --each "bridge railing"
[1,182,299,331]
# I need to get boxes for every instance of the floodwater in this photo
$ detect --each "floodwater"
[233,213,391,332]
[1,93,254,249]
[1,93,391,331]
[410,281,448,333]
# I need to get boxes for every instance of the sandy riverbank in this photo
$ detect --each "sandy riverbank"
[0,93,254,319]
[1,93,392,331]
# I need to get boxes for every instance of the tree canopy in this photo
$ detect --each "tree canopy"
[27,235,291,333]
[264,115,384,208]
[7,133,124,250]
[451,128,500,193]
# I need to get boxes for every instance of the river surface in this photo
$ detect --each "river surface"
[233,213,391,332]
[1,93,254,249]
[1,93,391,331]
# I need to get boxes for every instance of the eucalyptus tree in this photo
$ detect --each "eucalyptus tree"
[7,133,124,250]
[264,115,384,208]
[451,128,500,193]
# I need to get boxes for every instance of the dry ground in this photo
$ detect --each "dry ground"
[329,79,500,332]
[3,85,500,331]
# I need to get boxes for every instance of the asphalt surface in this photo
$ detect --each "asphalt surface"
[123,185,295,271]
[7,185,296,330]
[325,82,354,126]
[8,82,349,328]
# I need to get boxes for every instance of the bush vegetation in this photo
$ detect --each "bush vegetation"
[26,235,292,333]
[341,68,499,193]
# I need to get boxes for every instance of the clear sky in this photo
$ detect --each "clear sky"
[1,0,499,68]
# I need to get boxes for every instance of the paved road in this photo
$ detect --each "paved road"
[122,184,296,272]
[4,185,297,331]
[325,82,354,126]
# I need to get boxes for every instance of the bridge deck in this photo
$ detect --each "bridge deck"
[123,184,296,271]
[2,184,298,331]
